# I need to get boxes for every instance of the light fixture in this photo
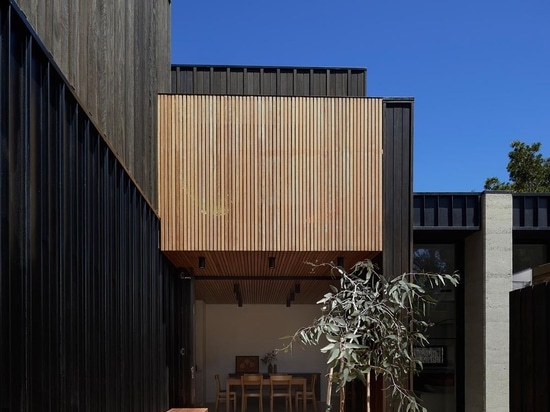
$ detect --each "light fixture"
[337,256,344,268]
[268,256,275,269]
[198,256,206,269]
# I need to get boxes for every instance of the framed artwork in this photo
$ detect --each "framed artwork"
[235,355,259,374]
[413,346,446,366]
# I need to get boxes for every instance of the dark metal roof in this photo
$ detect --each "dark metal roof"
[170,65,367,97]
[414,192,550,235]
[413,193,481,230]
[513,194,550,230]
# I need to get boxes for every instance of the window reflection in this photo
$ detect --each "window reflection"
[513,244,548,274]
[413,244,457,412]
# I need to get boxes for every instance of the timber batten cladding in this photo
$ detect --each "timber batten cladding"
[159,95,382,251]
[158,95,384,303]
[160,66,413,308]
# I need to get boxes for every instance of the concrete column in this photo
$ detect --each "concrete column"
[464,192,512,411]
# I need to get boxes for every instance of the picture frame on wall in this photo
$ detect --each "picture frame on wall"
[235,355,259,374]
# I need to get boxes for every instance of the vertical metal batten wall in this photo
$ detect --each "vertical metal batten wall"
[0,3,187,411]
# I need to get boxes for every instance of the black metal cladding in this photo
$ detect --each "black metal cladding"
[382,100,413,278]
[413,193,481,229]
[513,194,550,229]
[0,3,184,411]
[171,65,367,97]
[510,284,550,411]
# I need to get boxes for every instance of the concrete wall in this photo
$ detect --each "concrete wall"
[194,302,329,406]
[464,192,512,411]
[483,193,512,411]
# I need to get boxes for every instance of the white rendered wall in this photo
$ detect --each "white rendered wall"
[195,303,329,405]
[465,192,512,411]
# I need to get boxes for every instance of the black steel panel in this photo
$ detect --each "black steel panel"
[312,69,327,96]
[438,196,451,226]
[295,69,309,95]
[212,67,227,94]
[539,197,549,226]
[383,100,413,278]
[510,283,550,411]
[229,67,244,94]
[533,284,549,410]
[465,195,478,226]
[261,68,277,95]
[170,65,367,97]
[413,193,481,229]
[0,3,187,411]
[513,194,550,229]
[279,68,293,95]
[524,197,535,226]
[413,196,423,227]
[246,69,261,95]
[423,196,437,226]
[452,195,465,226]
[13,0,171,208]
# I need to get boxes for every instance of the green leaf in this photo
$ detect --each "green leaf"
[280,258,459,412]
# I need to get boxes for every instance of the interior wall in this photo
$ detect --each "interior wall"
[197,303,329,405]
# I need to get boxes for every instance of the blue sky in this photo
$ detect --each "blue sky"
[171,0,550,192]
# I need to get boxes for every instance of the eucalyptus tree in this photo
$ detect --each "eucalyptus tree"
[281,260,459,412]
[484,140,550,192]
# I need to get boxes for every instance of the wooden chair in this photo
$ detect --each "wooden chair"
[269,374,293,412]
[215,374,237,412]
[295,374,317,412]
[241,374,264,412]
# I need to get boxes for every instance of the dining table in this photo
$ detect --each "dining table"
[225,375,307,412]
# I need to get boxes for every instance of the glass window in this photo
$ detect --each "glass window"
[413,244,457,412]
[513,244,548,274]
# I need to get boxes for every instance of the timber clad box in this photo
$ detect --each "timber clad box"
[158,94,388,305]
[157,68,414,316]
[158,95,383,253]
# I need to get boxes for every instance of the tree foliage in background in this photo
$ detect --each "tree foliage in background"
[280,260,459,412]
[484,141,550,192]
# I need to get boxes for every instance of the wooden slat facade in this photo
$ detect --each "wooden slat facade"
[13,0,172,207]
[159,95,383,254]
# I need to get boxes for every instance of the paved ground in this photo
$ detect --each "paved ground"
[202,399,322,412]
